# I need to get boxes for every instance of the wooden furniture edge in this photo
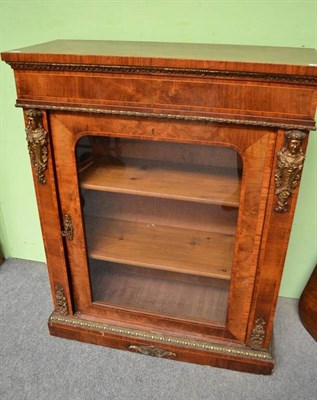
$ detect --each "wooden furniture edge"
[48,312,274,374]
[3,59,317,84]
[1,39,317,78]
[15,103,316,131]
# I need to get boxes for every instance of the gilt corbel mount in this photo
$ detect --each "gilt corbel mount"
[275,130,306,213]
[25,109,48,184]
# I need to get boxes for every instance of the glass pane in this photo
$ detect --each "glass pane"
[76,137,242,325]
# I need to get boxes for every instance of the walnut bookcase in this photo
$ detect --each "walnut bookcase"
[2,40,316,374]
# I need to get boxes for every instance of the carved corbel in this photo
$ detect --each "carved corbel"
[25,109,48,184]
[275,130,306,212]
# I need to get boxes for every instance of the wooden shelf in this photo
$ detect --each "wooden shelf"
[85,216,234,280]
[90,261,229,325]
[80,157,240,207]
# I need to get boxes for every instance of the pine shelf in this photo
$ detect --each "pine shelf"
[85,215,234,280]
[80,157,241,207]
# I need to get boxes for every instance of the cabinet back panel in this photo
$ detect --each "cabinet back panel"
[79,136,241,168]
[90,261,229,325]
[83,191,238,235]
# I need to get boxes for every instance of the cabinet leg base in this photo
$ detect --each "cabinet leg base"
[48,312,274,374]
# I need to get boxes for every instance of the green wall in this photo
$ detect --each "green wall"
[1,1,316,298]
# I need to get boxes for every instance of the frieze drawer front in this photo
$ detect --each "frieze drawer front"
[12,71,315,125]
[2,40,316,374]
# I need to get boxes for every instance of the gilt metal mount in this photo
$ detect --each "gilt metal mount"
[50,313,273,360]
[129,345,177,359]
[249,318,266,350]
[55,284,68,315]
[275,130,306,213]
[25,109,48,184]
[61,214,74,241]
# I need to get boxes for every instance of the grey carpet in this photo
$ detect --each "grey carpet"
[0,258,316,400]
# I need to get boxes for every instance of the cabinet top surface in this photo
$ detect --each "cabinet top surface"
[2,40,317,75]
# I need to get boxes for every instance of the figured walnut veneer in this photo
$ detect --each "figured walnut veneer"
[2,40,316,374]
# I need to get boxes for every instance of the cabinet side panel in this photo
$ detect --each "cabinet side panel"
[247,130,310,349]
[22,109,73,315]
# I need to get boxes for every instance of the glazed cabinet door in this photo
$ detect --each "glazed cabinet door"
[50,112,276,344]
